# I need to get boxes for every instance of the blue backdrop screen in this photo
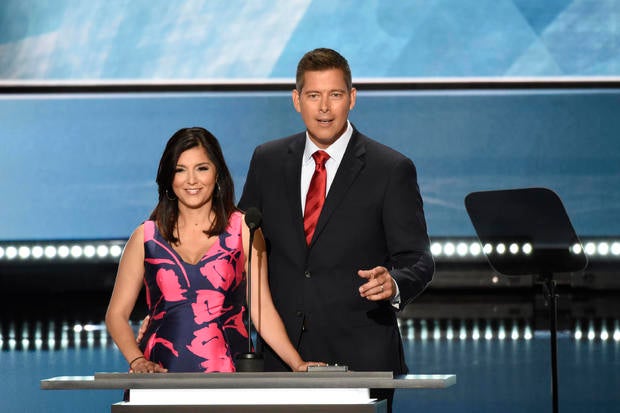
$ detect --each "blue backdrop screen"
[1,87,618,240]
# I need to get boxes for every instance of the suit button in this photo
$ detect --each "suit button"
[304,271,311,278]
[296,311,303,317]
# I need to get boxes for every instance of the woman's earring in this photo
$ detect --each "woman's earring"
[165,189,177,201]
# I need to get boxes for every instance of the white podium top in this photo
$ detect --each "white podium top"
[41,371,456,390]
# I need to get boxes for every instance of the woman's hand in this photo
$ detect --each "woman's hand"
[129,356,168,373]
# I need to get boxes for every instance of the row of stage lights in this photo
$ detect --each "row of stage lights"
[0,321,109,351]
[398,319,620,342]
[0,241,125,262]
[1,319,619,351]
[1,239,620,263]
[430,240,620,258]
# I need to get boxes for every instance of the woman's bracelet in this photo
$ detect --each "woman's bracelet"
[129,355,145,368]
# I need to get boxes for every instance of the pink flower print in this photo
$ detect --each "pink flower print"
[221,230,240,251]
[191,290,232,325]
[143,279,152,308]
[187,324,234,372]
[223,310,248,338]
[145,258,176,266]
[200,260,235,291]
[156,268,186,302]
[152,310,166,320]
[144,332,178,362]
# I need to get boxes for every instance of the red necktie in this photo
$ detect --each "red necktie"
[304,150,330,245]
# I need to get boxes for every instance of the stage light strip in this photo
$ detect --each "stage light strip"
[4,319,619,351]
[0,240,125,263]
[1,239,619,263]
[429,240,620,260]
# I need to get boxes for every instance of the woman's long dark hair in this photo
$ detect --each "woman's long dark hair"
[149,127,237,243]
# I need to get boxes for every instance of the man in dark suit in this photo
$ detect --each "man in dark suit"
[238,48,434,411]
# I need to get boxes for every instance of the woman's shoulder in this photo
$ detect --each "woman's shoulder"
[134,220,157,243]
[124,222,147,250]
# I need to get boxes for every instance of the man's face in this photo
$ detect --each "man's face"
[292,69,356,149]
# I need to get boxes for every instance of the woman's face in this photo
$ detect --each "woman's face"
[172,145,217,210]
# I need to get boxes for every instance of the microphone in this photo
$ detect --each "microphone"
[245,207,262,231]
[244,207,261,353]
[235,207,264,372]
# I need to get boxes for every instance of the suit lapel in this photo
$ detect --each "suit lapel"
[283,135,307,246]
[309,131,366,247]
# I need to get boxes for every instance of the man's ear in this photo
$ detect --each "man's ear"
[292,89,302,113]
[349,87,357,111]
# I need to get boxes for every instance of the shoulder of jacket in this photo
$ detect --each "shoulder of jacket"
[255,132,304,155]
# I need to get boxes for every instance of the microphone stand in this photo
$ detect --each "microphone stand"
[235,210,264,372]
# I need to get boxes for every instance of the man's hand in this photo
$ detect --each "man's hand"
[358,266,395,301]
[294,361,328,372]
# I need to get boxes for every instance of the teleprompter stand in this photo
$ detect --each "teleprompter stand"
[465,187,587,413]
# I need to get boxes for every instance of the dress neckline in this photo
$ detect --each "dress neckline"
[157,226,220,266]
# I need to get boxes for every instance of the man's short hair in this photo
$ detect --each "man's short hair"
[295,48,352,92]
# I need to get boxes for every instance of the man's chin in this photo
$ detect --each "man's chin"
[307,129,345,148]
[308,135,337,148]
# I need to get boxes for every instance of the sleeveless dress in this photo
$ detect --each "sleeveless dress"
[138,211,249,372]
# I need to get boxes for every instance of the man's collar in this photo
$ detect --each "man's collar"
[303,121,353,163]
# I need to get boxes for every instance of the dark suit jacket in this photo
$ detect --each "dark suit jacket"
[239,128,434,374]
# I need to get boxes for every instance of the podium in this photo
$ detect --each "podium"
[41,371,456,412]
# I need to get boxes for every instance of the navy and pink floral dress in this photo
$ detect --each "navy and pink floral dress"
[138,211,249,372]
